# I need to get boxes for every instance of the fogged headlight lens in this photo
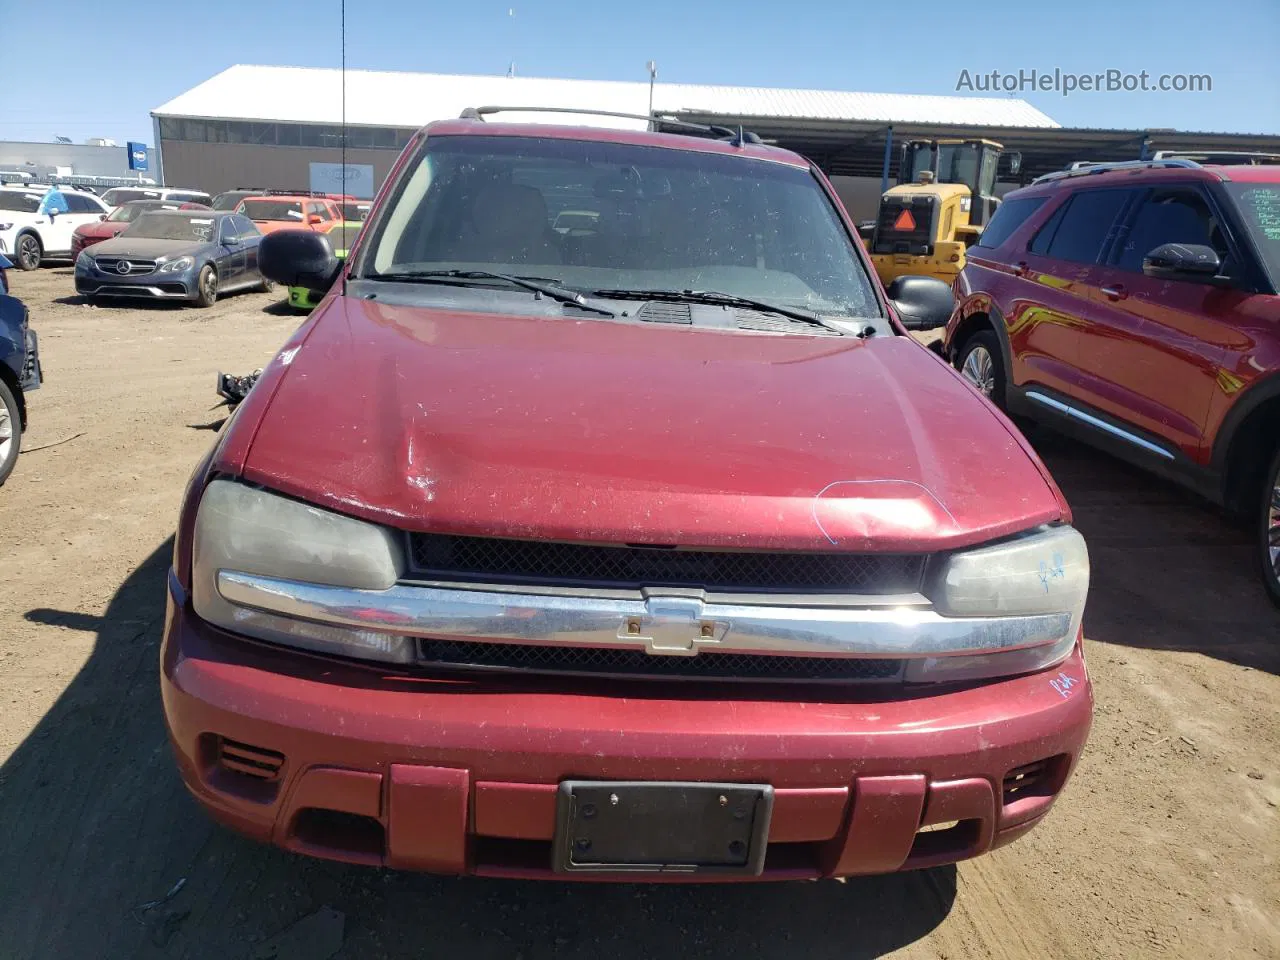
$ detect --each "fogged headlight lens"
[159,256,195,273]
[191,480,411,662]
[934,525,1089,620]
[75,253,93,273]
[908,525,1089,683]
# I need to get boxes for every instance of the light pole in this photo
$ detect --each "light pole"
[647,61,657,130]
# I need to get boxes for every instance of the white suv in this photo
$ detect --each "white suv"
[0,186,111,270]
[100,186,211,208]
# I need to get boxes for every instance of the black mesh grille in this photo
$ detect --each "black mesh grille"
[418,639,904,682]
[408,534,925,594]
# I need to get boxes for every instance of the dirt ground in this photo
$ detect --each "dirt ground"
[0,267,1276,960]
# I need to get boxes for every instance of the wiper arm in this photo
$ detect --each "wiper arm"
[370,270,615,317]
[591,288,829,328]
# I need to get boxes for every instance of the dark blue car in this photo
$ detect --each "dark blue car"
[0,251,42,485]
[74,210,273,307]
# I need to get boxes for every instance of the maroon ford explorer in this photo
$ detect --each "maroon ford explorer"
[161,115,1092,880]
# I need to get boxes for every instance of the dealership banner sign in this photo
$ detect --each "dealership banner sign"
[310,162,374,199]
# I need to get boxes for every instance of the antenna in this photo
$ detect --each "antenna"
[340,0,348,296]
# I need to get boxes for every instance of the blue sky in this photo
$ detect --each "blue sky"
[5,0,1277,145]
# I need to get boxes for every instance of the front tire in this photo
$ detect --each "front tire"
[0,378,21,486]
[194,265,218,308]
[1259,444,1280,609]
[956,331,1007,410]
[15,233,42,271]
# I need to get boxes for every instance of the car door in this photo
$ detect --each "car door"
[1077,182,1246,458]
[236,216,263,278]
[43,194,94,252]
[218,217,247,284]
[1002,186,1138,399]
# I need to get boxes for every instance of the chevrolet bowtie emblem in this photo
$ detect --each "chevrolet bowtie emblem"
[620,595,727,656]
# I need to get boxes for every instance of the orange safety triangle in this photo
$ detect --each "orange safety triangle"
[892,208,916,231]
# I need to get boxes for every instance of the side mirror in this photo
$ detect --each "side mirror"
[98,214,107,222]
[307,214,324,225]
[885,275,954,331]
[259,229,341,291]
[1142,243,1225,284]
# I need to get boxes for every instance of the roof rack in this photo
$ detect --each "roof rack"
[1152,150,1280,165]
[1031,158,1201,185]
[458,106,763,145]
[260,189,353,198]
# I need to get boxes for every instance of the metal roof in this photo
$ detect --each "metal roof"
[151,64,1061,131]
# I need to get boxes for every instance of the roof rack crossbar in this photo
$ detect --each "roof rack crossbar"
[1031,158,1201,184]
[458,105,755,143]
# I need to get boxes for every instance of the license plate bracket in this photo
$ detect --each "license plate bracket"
[553,781,773,875]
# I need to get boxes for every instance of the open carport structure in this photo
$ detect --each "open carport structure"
[152,66,1280,218]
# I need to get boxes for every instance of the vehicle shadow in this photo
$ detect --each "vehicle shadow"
[1030,429,1279,674]
[261,299,300,316]
[3,540,956,960]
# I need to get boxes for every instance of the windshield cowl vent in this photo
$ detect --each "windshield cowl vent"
[635,301,693,325]
[735,308,839,336]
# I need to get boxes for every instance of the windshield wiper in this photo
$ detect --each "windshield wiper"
[369,270,615,317]
[590,288,831,329]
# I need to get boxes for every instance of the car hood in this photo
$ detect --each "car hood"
[75,221,125,239]
[233,298,1067,552]
[86,237,205,259]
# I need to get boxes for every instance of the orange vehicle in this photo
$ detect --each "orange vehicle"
[235,192,344,235]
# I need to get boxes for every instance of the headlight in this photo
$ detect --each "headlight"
[0,223,13,231]
[192,480,411,662]
[75,253,93,273]
[158,256,195,273]
[908,525,1089,683]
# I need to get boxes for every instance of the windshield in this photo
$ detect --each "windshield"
[362,135,878,319]
[213,192,252,211]
[102,188,161,206]
[121,213,218,242]
[0,192,40,213]
[241,199,304,221]
[1226,182,1280,285]
[108,201,180,223]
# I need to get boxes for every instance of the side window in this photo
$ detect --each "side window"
[307,202,327,220]
[219,219,237,243]
[1029,202,1067,255]
[1038,188,1134,264]
[64,194,98,214]
[236,216,260,236]
[975,196,1047,249]
[1113,187,1225,273]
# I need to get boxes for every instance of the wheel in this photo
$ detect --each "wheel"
[1259,444,1280,609]
[0,378,21,486]
[956,330,1007,409]
[15,232,42,271]
[194,265,218,308]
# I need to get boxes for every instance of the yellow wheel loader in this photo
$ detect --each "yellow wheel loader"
[866,139,1020,287]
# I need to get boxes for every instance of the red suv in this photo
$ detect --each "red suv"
[945,159,1280,607]
[162,113,1093,881]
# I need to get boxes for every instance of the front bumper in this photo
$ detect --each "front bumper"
[287,285,319,311]
[76,276,195,299]
[76,260,197,300]
[162,572,1093,880]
